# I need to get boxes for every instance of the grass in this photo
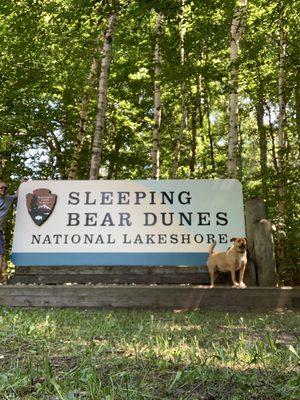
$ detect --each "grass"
[0,308,299,400]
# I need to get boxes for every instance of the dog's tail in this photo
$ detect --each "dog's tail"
[208,240,217,255]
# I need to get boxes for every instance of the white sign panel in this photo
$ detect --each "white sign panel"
[12,180,245,266]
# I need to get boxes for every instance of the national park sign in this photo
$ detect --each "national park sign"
[11,180,245,266]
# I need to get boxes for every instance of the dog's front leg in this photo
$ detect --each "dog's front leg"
[238,264,247,288]
[230,269,239,287]
[209,271,215,288]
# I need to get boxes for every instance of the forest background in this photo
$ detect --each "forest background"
[0,0,299,284]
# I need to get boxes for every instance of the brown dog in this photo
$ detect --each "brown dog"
[207,237,247,288]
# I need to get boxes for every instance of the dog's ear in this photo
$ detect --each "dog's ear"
[230,237,237,242]
[244,237,248,242]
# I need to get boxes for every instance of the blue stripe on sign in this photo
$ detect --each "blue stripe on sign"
[11,252,209,266]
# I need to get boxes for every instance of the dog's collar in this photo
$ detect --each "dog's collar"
[236,250,246,253]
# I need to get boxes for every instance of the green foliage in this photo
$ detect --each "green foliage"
[0,0,299,280]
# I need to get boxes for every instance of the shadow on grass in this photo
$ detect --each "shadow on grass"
[1,354,299,400]
[0,308,299,399]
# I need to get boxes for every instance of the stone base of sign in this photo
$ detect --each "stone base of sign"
[0,285,299,311]
[9,264,256,286]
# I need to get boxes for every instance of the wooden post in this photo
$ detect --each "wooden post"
[245,198,277,287]
[253,219,278,286]
[243,260,257,287]
[244,198,265,286]
[245,198,266,263]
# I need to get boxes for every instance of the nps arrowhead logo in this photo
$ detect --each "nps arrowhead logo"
[26,188,57,226]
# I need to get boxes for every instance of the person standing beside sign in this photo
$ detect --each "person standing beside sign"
[0,181,18,284]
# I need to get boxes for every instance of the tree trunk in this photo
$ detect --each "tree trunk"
[68,42,100,180]
[205,92,215,173]
[107,118,121,180]
[190,101,197,178]
[296,68,300,157]
[266,104,278,173]
[196,75,206,172]
[89,13,116,180]
[172,89,187,178]
[276,9,287,272]
[151,12,163,180]
[0,152,3,180]
[237,120,243,182]
[227,0,247,178]
[255,97,268,199]
[278,11,287,217]
[172,0,187,179]
[45,133,67,179]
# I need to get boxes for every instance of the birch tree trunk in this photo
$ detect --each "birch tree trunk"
[256,97,268,199]
[190,75,203,177]
[107,117,121,180]
[190,100,197,178]
[205,92,215,172]
[276,9,287,271]
[237,121,243,181]
[196,76,204,130]
[89,13,116,180]
[278,10,287,221]
[227,0,247,179]
[196,75,206,172]
[46,133,67,179]
[265,104,278,173]
[172,0,187,178]
[295,66,300,161]
[0,152,3,180]
[68,43,100,180]
[151,12,163,180]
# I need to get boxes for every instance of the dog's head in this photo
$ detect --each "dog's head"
[230,237,247,251]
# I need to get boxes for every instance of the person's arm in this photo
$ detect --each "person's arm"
[8,194,17,204]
